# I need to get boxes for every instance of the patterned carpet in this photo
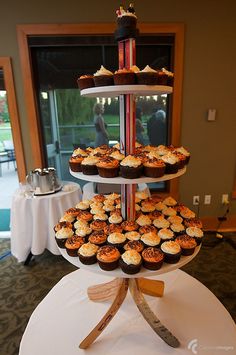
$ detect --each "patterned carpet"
[0,234,235,355]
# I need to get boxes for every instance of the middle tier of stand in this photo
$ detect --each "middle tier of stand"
[59,245,200,278]
[80,85,173,97]
[70,167,186,185]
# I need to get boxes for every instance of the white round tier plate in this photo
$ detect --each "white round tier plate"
[70,167,186,184]
[59,245,200,278]
[80,85,173,98]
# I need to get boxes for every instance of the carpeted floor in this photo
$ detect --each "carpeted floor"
[0,234,235,355]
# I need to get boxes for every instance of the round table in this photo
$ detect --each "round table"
[10,182,82,262]
[19,269,236,355]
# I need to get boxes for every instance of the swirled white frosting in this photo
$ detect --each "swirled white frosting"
[140,65,157,73]
[125,231,141,241]
[75,225,92,237]
[81,156,99,165]
[186,227,203,238]
[56,227,74,239]
[121,250,141,266]
[108,214,123,224]
[141,232,160,246]
[94,65,113,76]
[158,228,174,240]
[78,242,98,257]
[120,155,142,167]
[161,241,181,254]
[153,217,170,229]
[107,232,126,244]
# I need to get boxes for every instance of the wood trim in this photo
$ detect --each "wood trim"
[0,57,26,182]
[17,23,184,196]
[232,178,236,199]
[202,215,236,233]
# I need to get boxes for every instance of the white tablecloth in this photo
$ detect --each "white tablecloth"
[19,269,236,355]
[10,182,82,262]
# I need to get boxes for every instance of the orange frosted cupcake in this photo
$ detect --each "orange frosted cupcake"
[88,230,107,246]
[124,240,144,253]
[69,155,85,172]
[121,220,139,232]
[90,220,107,231]
[114,68,136,85]
[142,247,164,270]
[96,245,120,271]
[96,156,120,178]
[175,235,197,256]
[77,74,94,90]
[143,158,166,178]
[65,235,85,257]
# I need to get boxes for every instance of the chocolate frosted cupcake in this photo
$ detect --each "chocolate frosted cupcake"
[77,210,93,223]
[90,220,107,231]
[119,250,142,274]
[120,155,143,179]
[104,223,123,235]
[93,65,114,87]
[160,241,181,264]
[77,75,95,90]
[65,235,85,257]
[142,247,164,270]
[141,232,161,248]
[175,235,197,256]
[124,240,144,253]
[107,232,126,250]
[78,242,99,264]
[136,65,158,85]
[96,156,120,178]
[88,230,107,246]
[114,68,136,85]
[184,217,203,229]
[96,245,120,271]
[55,226,74,248]
[81,156,99,175]
[143,158,166,178]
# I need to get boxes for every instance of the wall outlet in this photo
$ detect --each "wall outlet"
[204,195,211,204]
[193,196,200,205]
[222,194,229,204]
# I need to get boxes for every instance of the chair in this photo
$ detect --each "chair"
[2,140,16,169]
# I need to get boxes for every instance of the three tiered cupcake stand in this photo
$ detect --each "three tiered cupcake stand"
[60,35,200,349]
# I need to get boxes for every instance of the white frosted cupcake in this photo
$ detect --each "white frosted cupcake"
[157,228,174,242]
[141,232,161,248]
[108,213,123,224]
[93,65,114,86]
[75,225,92,238]
[153,217,170,229]
[93,213,108,221]
[119,250,142,274]
[136,214,152,226]
[107,232,126,250]
[120,155,143,179]
[161,241,181,263]
[124,231,141,241]
[170,223,185,236]
[78,242,99,265]
[186,227,204,245]
[81,156,100,175]
[161,153,179,174]
[163,196,177,207]
[167,215,183,225]
[75,201,90,210]
[55,227,74,248]
[155,201,166,212]
[162,206,177,217]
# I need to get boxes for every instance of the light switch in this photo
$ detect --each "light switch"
[207,109,216,121]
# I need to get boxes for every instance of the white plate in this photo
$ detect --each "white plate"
[34,185,62,196]
[59,245,200,279]
[80,85,173,98]
[70,167,186,185]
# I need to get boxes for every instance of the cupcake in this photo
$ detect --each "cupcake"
[96,245,120,271]
[119,250,142,274]
[114,68,136,85]
[180,207,196,220]
[73,219,88,230]
[153,216,170,230]
[136,65,158,85]
[75,200,91,211]
[78,242,99,264]
[88,230,107,246]
[163,196,177,207]
[55,226,74,248]
[115,6,138,41]
[167,215,183,225]
[175,146,191,164]
[170,223,185,236]
[142,247,164,270]
[161,153,179,174]
[69,155,84,172]
[148,210,162,221]
[93,213,109,222]
[121,220,139,232]
[81,156,99,175]
[75,224,92,238]
[124,240,144,253]
[124,231,141,241]
[139,225,157,234]
[77,210,93,222]
[162,206,177,218]
[120,155,143,179]
[109,150,125,162]
[96,157,120,178]
[175,235,197,256]
[156,69,168,85]
[90,220,107,231]
[157,228,174,243]
[77,75,95,90]
[160,241,181,264]
[93,65,114,87]
[156,145,171,156]
[54,221,73,233]
[65,235,85,257]
[161,68,174,86]
[104,223,123,235]
[184,218,203,229]
[59,214,76,224]
[108,213,123,224]
[135,190,149,200]
[186,227,204,245]
[65,207,80,218]
[141,232,161,248]
[107,232,126,250]
[136,214,152,226]
[173,151,187,169]
[143,158,166,178]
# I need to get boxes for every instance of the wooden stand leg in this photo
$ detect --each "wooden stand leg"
[129,279,180,348]
[79,278,129,349]
[87,278,123,302]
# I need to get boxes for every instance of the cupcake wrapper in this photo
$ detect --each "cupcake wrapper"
[78,254,97,265]
[97,166,119,178]
[143,166,165,178]
[136,72,159,85]
[119,259,142,274]
[114,72,136,85]
[81,165,98,175]
[94,75,114,87]
[120,165,143,179]
[97,259,119,271]
[165,162,179,174]
[142,258,164,270]
[77,78,94,90]
[180,247,196,256]
[66,248,79,257]
[69,161,82,172]
[55,237,67,249]
[163,251,181,264]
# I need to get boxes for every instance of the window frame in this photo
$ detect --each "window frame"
[17,23,184,198]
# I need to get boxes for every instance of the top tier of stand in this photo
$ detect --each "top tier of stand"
[80,85,173,98]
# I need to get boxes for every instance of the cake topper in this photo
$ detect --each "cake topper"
[127,3,135,14]
[116,3,136,17]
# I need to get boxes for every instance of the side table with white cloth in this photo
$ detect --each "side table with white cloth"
[10,182,82,263]
[19,269,236,355]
